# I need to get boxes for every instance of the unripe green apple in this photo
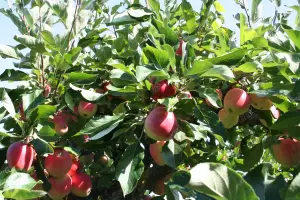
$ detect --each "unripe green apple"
[223,88,251,115]
[272,137,300,167]
[48,174,72,200]
[7,141,34,171]
[78,101,97,118]
[250,94,272,110]
[144,107,178,141]
[45,148,72,177]
[218,108,239,129]
[149,141,166,166]
[71,172,92,197]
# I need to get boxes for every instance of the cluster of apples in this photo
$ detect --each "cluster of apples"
[6,143,92,199]
[218,88,279,129]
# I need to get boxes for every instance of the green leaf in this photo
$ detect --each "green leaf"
[41,30,56,47]
[157,97,179,112]
[115,143,144,196]
[69,83,104,101]
[136,65,169,82]
[79,114,125,135]
[162,44,176,68]
[148,0,160,14]
[238,141,264,171]
[107,59,134,75]
[127,7,152,19]
[67,72,98,84]
[282,24,300,50]
[143,45,170,68]
[206,49,247,65]
[181,0,197,34]
[152,18,178,45]
[29,105,56,122]
[186,60,214,76]
[31,137,54,156]
[284,172,300,200]
[214,1,225,12]
[0,69,30,81]
[3,172,37,191]
[200,65,235,81]
[0,44,19,59]
[89,122,120,140]
[106,11,138,26]
[271,111,300,130]
[251,0,262,23]
[22,90,45,118]
[162,139,185,168]
[3,189,46,200]
[234,61,263,73]
[0,89,16,117]
[186,163,259,200]
[64,47,82,66]
[14,35,47,53]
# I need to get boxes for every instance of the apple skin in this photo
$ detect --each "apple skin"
[52,115,69,135]
[272,137,300,167]
[48,174,72,200]
[154,173,173,195]
[223,88,251,115]
[149,141,166,166]
[6,141,34,171]
[44,84,51,98]
[218,108,239,129]
[144,107,178,141]
[178,91,192,100]
[270,105,280,119]
[151,80,176,101]
[71,172,92,197]
[176,39,184,56]
[78,101,97,118]
[68,158,80,177]
[45,148,72,177]
[205,89,223,107]
[250,94,272,110]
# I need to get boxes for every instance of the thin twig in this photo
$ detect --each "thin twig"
[67,0,80,50]
[272,10,278,25]
[113,26,118,38]
[53,73,62,98]
[40,55,45,90]
[240,0,252,28]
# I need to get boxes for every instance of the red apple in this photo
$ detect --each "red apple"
[205,89,223,107]
[45,148,72,177]
[144,107,178,141]
[52,115,68,135]
[6,141,34,171]
[218,108,239,129]
[176,39,184,56]
[178,91,192,100]
[223,88,251,115]
[71,172,92,197]
[48,174,72,200]
[102,81,110,92]
[154,173,173,195]
[68,158,80,177]
[152,80,176,101]
[78,101,97,118]
[250,94,272,110]
[149,141,166,166]
[44,83,51,98]
[272,137,300,167]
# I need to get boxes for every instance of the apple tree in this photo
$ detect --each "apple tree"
[0,0,300,199]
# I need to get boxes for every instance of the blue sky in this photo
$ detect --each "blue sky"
[0,0,297,90]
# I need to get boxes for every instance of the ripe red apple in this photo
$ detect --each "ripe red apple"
[218,108,239,129]
[250,94,272,110]
[223,88,251,115]
[45,148,72,177]
[272,137,300,167]
[6,141,34,171]
[176,39,184,56]
[178,91,192,100]
[149,141,166,166]
[143,195,152,200]
[78,101,97,118]
[154,173,172,195]
[71,172,92,197]
[48,174,72,200]
[68,158,80,177]
[205,89,223,107]
[52,115,68,135]
[102,81,110,92]
[44,83,51,98]
[151,80,176,101]
[144,107,178,141]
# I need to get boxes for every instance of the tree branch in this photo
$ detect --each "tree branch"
[240,0,252,28]
[67,0,80,50]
